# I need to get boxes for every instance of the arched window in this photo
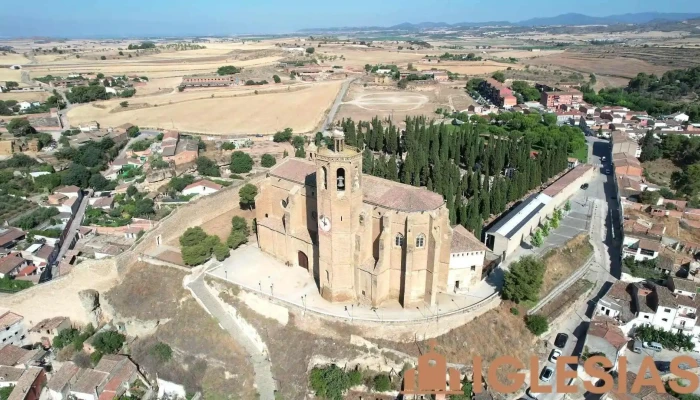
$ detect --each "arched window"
[321,166,327,190]
[337,168,346,191]
[416,234,425,248]
[395,233,404,247]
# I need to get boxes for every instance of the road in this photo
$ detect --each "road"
[321,77,356,131]
[530,136,622,400]
[187,267,277,400]
[50,189,92,279]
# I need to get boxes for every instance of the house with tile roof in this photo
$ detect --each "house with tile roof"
[255,133,488,308]
[55,354,149,400]
[181,179,222,197]
[0,311,26,347]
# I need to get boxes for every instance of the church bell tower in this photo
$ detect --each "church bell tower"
[315,131,363,302]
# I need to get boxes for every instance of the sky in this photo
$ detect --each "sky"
[2,0,700,37]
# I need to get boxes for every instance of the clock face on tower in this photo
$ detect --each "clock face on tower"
[318,215,331,232]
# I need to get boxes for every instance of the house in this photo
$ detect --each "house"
[160,131,199,165]
[23,243,56,266]
[540,90,583,108]
[611,131,640,158]
[0,344,46,368]
[47,362,83,400]
[0,254,29,278]
[622,236,660,261]
[595,281,635,323]
[181,179,223,196]
[668,277,698,298]
[181,75,235,87]
[0,228,25,250]
[88,196,114,210]
[79,121,99,132]
[0,311,27,346]
[56,196,79,215]
[54,185,82,199]
[585,316,627,370]
[478,78,517,108]
[6,367,46,400]
[666,112,689,123]
[613,154,643,177]
[63,354,150,400]
[28,317,71,348]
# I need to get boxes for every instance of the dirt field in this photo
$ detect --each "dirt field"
[527,50,674,79]
[67,80,343,134]
[0,258,119,326]
[540,234,593,297]
[643,158,681,187]
[317,46,425,69]
[200,208,255,242]
[0,91,51,102]
[334,83,466,124]
[415,61,520,75]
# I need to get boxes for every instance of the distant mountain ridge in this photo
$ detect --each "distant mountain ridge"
[298,12,700,32]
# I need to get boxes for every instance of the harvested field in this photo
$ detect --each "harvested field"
[572,46,700,69]
[0,54,32,65]
[643,158,680,187]
[318,47,424,69]
[67,80,343,134]
[0,91,51,102]
[415,61,519,75]
[540,234,593,297]
[527,50,673,79]
[0,258,119,326]
[0,69,22,82]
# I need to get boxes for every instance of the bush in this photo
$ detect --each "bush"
[273,74,281,83]
[635,324,694,351]
[120,101,128,108]
[196,156,221,177]
[510,307,519,316]
[309,365,352,400]
[239,183,258,210]
[273,128,293,143]
[150,342,173,363]
[217,65,241,75]
[230,151,253,173]
[373,374,391,392]
[260,153,276,168]
[227,230,248,249]
[91,330,126,354]
[525,314,549,335]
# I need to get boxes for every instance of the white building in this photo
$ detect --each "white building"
[181,179,223,197]
[668,112,690,123]
[447,225,487,293]
[0,310,27,347]
[622,236,660,261]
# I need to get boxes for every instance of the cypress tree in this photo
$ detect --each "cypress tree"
[387,155,398,181]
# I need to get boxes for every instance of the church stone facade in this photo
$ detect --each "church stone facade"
[255,134,488,308]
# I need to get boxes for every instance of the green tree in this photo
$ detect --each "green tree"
[100,55,106,60]
[52,328,80,349]
[7,118,34,137]
[227,230,248,249]
[273,128,293,142]
[180,227,209,247]
[564,200,571,212]
[0,386,14,400]
[120,101,128,108]
[196,156,221,177]
[231,216,249,235]
[502,256,545,303]
[217,65,241,75]
[491,71,505,83]
[531,229,543,247]
[272,75,281,84]
[639,190,661,205]
[260,153,276,168]
[239,183,258,210]
[541,220,550,237]
[62,163,91,187]
[126,125,140,137]
[295,145,305,158]
[212,240,230,261]
[230,151,254,173]
[91,330,126,354]
[525,314,549,335]
[306,47,315,54]
[292,135,306,148]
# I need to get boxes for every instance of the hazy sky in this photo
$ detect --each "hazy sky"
[2,0,700,37]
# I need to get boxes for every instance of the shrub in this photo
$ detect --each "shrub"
[260,153,276,168]
[230,151,253,173]
[238,183,258,210]
[525,314,549,335]
[510,307,519,316]
[150,342,173,363]
[92,330,126,354]
[502,256,545,303]
[373,374,391,392]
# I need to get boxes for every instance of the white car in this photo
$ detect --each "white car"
[549,349,562,363]
[540,366,554,382]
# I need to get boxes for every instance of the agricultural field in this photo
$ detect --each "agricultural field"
[526,49,676,79]
[414,60,520,75]
[0,194,36,223]
[68,80,343,134]
[0,91,51,102]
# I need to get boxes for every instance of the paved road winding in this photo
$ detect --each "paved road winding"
[187,269,276,400]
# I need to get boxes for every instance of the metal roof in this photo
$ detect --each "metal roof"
[487,193,552,239]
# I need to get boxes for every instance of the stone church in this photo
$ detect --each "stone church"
[255,133,489,308]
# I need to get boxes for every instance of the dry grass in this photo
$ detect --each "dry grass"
[0,92,51,102]
[527,50,673,79]
[538,279,593,321]
[643,158,680,187]
[415,61,520,75]
[67,80,342,134]
[104,262,187,320]
[200,208,255,242]
[540,234,593,297]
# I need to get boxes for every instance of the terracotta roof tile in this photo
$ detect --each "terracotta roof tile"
[0,345,29,367]
[451,225,487,253]
[542,164,594,197]
[47,362,81,392]
[0,254,25,275]
[0,312,23,331]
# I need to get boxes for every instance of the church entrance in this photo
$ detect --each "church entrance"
[298,251,309,270]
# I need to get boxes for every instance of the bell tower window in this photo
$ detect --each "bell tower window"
[321,166,327,190]
[337,168,346,191]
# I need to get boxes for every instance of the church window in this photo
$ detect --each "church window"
[337,168,346,191]
[416,234,425,248]
[395,233,404,247]
[321,167,328,190]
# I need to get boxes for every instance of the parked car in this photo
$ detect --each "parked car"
[540,366,554,382]
[554,333,569,348]
[601,156,606,162]
[643,341,663,352]
[581,183,589,190]
[632,340,643,354]
[549,349,562,363]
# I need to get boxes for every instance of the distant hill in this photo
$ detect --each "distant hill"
[299,12,700,32]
